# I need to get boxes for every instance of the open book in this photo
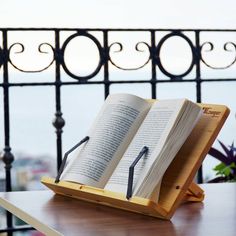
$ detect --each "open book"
[59,93,202,201]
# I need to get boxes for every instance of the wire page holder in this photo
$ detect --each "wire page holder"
[54,136,148,200]
[55,136,90,183]
[126,146,148,199]
[42,102,230,220]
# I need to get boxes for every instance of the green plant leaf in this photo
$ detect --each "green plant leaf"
[223,166,231,176]
[229,162,236,168]
[213,162,235,177]
[213,163,226,171]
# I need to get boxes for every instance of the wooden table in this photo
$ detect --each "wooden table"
[0,183,235,236]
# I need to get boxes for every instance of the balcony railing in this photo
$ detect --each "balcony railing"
[0,28,236,235]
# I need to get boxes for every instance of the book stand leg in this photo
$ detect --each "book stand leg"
[183,182,204,202]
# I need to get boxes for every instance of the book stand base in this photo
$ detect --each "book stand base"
[41,177,204,220]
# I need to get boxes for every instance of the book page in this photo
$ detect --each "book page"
[105,99,201,199]
[60,93,152,188]
[135,100,202,198]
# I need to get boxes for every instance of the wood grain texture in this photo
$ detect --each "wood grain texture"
[0,183,236,236]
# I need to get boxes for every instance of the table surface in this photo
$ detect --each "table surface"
[0,183,235,236]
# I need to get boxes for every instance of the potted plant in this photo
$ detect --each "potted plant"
[208,140,236,183]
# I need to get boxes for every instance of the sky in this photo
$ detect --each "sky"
[1,0,236,29]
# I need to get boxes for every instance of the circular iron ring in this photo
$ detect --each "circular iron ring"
[61,31,103,81]
[156,32,195,79]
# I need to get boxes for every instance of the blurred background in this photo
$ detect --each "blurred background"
[1,0,236,235]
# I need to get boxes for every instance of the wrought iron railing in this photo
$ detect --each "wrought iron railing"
[0,28,236,234]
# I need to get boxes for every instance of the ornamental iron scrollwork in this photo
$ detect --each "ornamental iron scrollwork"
[108,41,151,70]
[60,31,103,81]
[8,42,55,73]
[200,41,236,69]
[155,31,196,79]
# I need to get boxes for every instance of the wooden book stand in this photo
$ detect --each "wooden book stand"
[41,102,229,220]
